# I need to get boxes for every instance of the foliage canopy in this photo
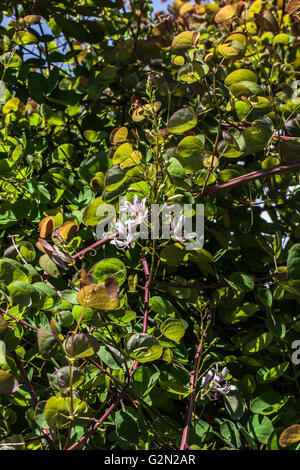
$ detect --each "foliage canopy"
[0,0,300,451]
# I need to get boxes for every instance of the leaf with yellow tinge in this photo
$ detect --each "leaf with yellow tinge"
[286,0,300,15]
[57,221,79,240]
[111,127,128,145]
[120,150,142,170]
[23,15,41,24]
[0,370,19,394]
[214,5,235,23]
[39,216,55,238]
[171,31,196,51]
[113,142,132,164]
[279,425,300,447]
[2,97,20,115]
[13,31,38,45]
[77,284,120,310]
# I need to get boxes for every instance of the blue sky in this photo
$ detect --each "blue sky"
[152,0,173,11]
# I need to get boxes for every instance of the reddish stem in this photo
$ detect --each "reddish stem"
[180,338,203,450]
[67,385,128,450]
[72,232,118,259]
[0,307,38,331]
[132,255,151,372]
[11,351,55,450]
[195,159,300,197]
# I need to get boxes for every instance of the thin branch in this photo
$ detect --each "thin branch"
[0,307,38,331]
[195,159,300,198]
[11,351,55,450]
[67,385,129,450]
[180,338,204,450]
[152,271,287,291]
[72,232,118,259]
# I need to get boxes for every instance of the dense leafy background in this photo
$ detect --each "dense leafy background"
[0,0,300,451]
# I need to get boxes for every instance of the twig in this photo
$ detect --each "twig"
[0,307,38,331]
[72,232,118,259]
[180,338,204,450]
[67,385,129,450]
[152,271,287,291]
[11,351,55,450]
[195,159,300,198]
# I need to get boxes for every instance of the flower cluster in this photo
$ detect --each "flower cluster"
[110,196,148,250]
[110,196,197,250]
[200,364,236,400]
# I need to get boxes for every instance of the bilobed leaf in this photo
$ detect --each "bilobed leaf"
[256,362,289,383]
[250,391,285,414]
[229,81,264,98]
[177,135,204,157]
[77,284,120,310]
[91,258,126,286]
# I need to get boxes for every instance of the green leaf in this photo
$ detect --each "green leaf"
[171,31,195,50]
[13,31,38,45]
[0,259,29,284]
[250,391,286,414]
[229,81,264,98]
[225,69,258,85]
[228,272,255,292]
[242,332,273,354]
[177,135,204,158]
[126,333,163,363]
[242,125,273,156]
[247,414,274,444]
[287,244,300,279]
[220,420,241,448]
[168,108,197,134]
[37,328,58,359]
[256,362,289,383]
[65,333,100,358]
[224,391,245,420]
[160,318,185,342]
[47,366,85,391]
[44,396,93,429]
[115,410,139,444]
[97,345,125,370]
[77,284,120,310]
[91,258,127,287]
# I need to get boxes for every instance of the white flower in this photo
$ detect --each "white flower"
[200,364,236,400]
[110,220,136,250]
[120,195,148,227]
[169,214,198,243]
